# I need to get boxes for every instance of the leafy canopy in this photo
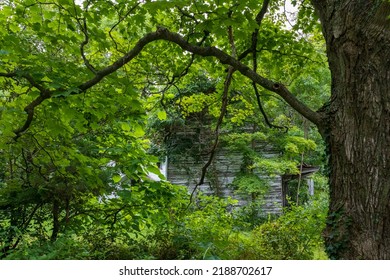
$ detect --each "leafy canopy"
[0,0,329,259]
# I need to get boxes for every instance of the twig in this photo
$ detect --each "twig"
[296,152,304,205]
[238,0,270,61]
[252,82,287,130]
[188,23,237,207]
[108,2,140,53]
[250,0,288,130]
[79,17,97,74]
[74,0,97,74]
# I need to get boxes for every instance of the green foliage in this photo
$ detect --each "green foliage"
[4,234,91,260]
[2,185,329,260]
[233,173,269,196]
[150,192,329,260]
[232,195,328,260]
[176,195,239,260]
[1,0,330,260]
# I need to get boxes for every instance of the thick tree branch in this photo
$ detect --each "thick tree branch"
[77,27,322,126]
[13,93,51,140]
[0,72,18,78]
[5,25,323,139]
[151,28,323,127]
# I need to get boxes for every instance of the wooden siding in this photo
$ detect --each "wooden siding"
[167,144,283,215]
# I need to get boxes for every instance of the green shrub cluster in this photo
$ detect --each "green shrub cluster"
[235,198,328,259]
[4,192,328,260]
[142,193,328,260]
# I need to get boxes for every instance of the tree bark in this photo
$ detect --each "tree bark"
[312,0,390,259]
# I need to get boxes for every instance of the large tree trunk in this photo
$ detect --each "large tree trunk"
[312,0,390,259]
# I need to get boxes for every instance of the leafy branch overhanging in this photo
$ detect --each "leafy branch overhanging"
[0,26,323,141]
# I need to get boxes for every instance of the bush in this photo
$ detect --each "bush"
[234,196,328,260]
[143,192,329,260]
[4,234,91,260]
[4,193,328,260]
[171,194,240,259]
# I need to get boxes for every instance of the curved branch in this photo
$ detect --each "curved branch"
[152,27,323,127]
[188,68,234,207]
[238,0,270,61]
[250,0,285,130]
[255,0,271,26]
[79,17,97,74]
[108,2,140,53]
[76,27,322,126]
[0,72,51,140]
[5,25,323,139]
[188,24,236,206]
[71,0,96,73]
[253,82,287,130]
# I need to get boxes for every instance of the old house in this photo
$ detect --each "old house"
[156,114,319,216]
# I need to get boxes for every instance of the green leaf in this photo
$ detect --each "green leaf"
[157,110,167,120]
[121,123,131,131]
[112,174,122,183]
[133,125,145,137]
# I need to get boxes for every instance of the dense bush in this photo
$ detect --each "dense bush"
[232,195,328,260]
[4,191,328,260]
[159,192,328,260]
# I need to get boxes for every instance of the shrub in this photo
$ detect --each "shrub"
[235,196,328,260]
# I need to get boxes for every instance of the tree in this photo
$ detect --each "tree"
[311,0,390,259]
[0,0,389,259]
